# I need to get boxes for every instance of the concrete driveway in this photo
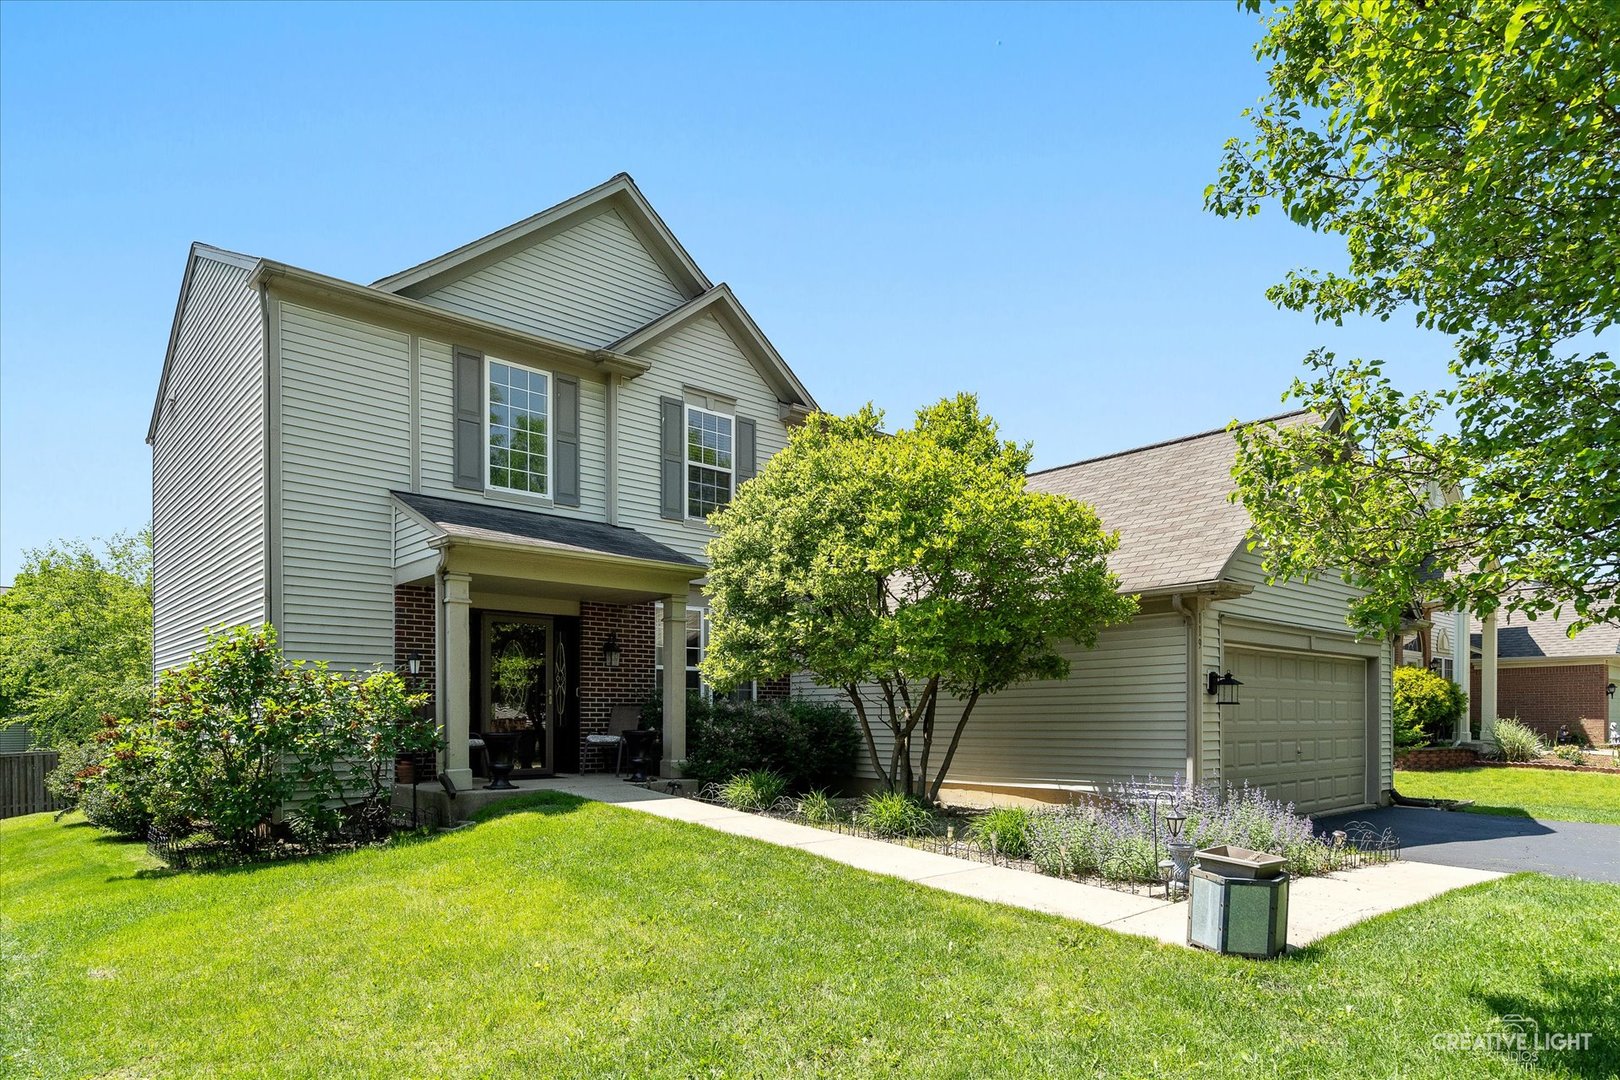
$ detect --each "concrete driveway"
[1315,806,1620,884]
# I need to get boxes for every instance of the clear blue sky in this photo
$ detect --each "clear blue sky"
[0,1,1455,583]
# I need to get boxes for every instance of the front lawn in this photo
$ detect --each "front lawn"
[4,796,1617,1078]
[1396,766,1620,825]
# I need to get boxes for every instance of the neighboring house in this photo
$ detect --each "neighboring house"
[1469,610,1620,745]
[799,414,1397,816]
[148,174,816,789]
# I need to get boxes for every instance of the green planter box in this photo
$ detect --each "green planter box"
[1187,856,1290,958]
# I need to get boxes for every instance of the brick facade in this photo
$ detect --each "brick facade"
[1394,746,1480,771]
[757,675,792,702]
[578,601,657,771]
[1471,663,1609,745]
[393,583,438,778]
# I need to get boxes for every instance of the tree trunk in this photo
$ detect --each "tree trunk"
[845,684,890,789]
[928,689,981,804]
[915,679,940,803]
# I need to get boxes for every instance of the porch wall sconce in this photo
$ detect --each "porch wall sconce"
[602,633,622,670]
[407,650,422,677]
[1608,682,1616,700]
[1207,670,1243,707]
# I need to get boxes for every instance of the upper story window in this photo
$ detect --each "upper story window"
[487,359,550,496]
[686,405,733,518]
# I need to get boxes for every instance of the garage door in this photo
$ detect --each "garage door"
[1224,648,1368,815]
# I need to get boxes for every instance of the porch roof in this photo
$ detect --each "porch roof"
[392,491,702,569]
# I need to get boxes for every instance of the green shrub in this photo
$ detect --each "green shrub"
[660,694,860,791]
[967,806,1032,859]
[857,791,935,838]
[1392,666,1467,748]
[286,669,436,840]
[1490,717,1545,763]
[44,739,101,812]
[149,625,432,852]
[1553,743,1588,766]
[798,788,836,825]
[74,715,166,839]
[719,769,789,812]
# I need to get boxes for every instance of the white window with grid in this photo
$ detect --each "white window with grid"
[656,603,756,702]
[685,404,733,519]
[487,358,550,496]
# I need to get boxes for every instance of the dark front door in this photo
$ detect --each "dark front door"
[480,614,555,776]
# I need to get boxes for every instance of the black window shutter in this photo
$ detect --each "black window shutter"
[735,417,757,487]
[452,347,484,490]
[660,396,685,519]
[554,374,581,506]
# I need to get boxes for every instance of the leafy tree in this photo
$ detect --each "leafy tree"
[1208,0,1620,633]
[0,531,153,747]
[701,395,1137,803]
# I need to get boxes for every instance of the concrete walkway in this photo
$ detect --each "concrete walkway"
[523,775,1503,950]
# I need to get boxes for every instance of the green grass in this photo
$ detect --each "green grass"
[1396,766,1620,825]
[4,796,1618,1079]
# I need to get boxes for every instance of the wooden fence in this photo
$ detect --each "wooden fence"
[0,751,64,819]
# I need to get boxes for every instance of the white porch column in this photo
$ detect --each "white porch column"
[660,595,687,776]
[1452,609,1471,743]
[1479,609,1499,744]
[441,571,474,788]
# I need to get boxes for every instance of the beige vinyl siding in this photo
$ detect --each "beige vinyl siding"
[152,254,266,671]
[416,209,687,347]
[394,507,436,566]
[277,302,411,668]
[1203,548,1394,796]
[416,336,611,521]
[795,614,1188,790]
[618,312,791,561]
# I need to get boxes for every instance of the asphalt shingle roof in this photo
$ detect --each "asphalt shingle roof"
[1469,608,1620,660]
[392,491,702,567]
[1027,411,1311,595]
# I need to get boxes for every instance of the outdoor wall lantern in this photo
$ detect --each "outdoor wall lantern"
[407,650,422,677]
[1207,670,1243,706]
[602,633,622,670]
[1608,682,1616,700]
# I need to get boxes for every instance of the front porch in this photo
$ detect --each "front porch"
[391,491,705,793]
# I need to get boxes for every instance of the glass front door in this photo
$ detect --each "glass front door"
[481,615,553,775]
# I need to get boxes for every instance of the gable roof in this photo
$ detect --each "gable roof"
[1469,608,1620,661]
[1027,411,1312,595]
[392,491,701,569]
[371,173,712,300]
[607,284,817,411]
[147,242,261,445]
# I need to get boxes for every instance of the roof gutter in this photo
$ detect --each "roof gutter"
[425,533,705,578]
[250,260,652,380]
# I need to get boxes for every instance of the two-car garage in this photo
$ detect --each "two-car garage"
[1222,647,1372,816]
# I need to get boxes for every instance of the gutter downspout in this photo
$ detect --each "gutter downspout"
[1171,592,1200,783]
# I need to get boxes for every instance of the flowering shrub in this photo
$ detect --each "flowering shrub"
[71,715,169,838]
[1026,777,1340,883]
[72,625,435,855]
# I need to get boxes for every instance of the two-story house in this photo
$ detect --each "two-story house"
[151,174,1400,816]
[148,174,816,790]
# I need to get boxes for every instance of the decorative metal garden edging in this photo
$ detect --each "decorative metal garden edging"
[677,781,1403,890]
[1324,820,1402,869]
[690,783,1023,869]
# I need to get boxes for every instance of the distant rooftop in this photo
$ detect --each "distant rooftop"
[1470,607,1620,661]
